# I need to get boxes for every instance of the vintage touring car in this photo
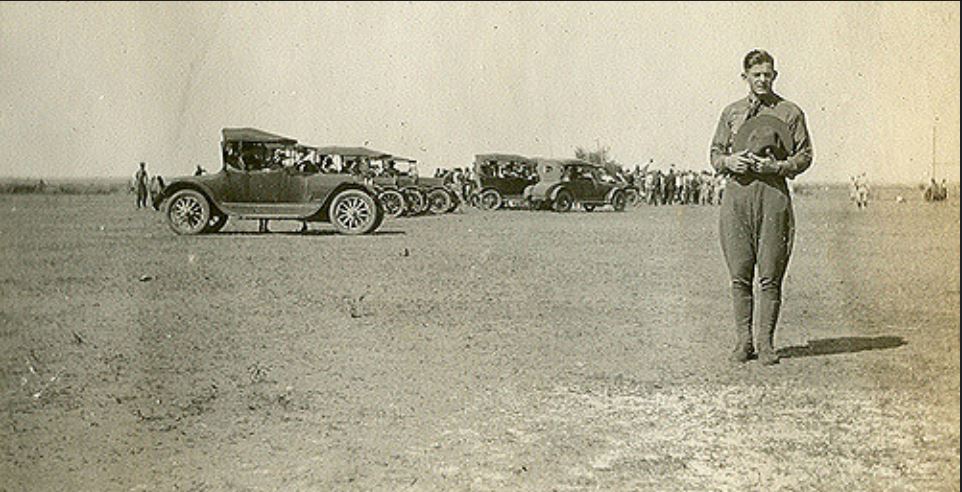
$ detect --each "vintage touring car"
[153,128,384,235]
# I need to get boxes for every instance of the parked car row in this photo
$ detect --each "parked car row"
[311,146,461,218]
[151,129,640,236]
[152,128,469,235]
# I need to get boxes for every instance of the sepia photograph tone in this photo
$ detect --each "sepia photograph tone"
[1,2,959,490]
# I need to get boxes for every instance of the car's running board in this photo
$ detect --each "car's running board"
[220,202,320,219]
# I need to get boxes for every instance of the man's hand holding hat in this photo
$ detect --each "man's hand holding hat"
[723,150,755,174]
[749,155,783,175]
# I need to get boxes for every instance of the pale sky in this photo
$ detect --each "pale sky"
[0,2,958,183]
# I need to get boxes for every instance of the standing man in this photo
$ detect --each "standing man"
[710,49,813,365]
[855,173,870,209]
[663,166,675,205]
[645,171,658,205]
[134,162,149,209]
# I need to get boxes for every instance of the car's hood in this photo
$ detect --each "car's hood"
[163,173,221,188]
[418,176,444,187]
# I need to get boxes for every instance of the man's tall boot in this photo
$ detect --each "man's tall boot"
[729,283,755,363]
[756,294,781,366]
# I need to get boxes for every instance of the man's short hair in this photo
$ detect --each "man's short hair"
[743,49,775,71]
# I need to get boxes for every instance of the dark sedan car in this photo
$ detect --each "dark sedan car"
[522,158,630,212]
[153,128,384,235]
[471,153,538,210]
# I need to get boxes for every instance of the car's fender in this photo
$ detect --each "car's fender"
[547,183,569,202]
[158,180,225,215]
[604,184,627,203]
[525,181,555,201]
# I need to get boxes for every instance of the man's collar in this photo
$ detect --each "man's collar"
[748,92,781,107]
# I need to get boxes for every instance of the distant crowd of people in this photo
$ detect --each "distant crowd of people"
[626,167,727,206]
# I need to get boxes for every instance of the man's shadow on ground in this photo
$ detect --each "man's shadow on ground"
[778,336,906,359]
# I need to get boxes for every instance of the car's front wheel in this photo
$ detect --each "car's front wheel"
[330,189,379,235]
[611,191,627,212]
[427,189,452,214]
[403,188,426,216]
[166,189,211,235]
[378,189,406,218]
[553,189,573,212]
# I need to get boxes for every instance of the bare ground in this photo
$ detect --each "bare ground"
[0,191,958,491]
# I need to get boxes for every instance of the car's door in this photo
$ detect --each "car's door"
[247,167,289,202]
[246,147,302,203]
[566,165,594,201]
[591,168,615,202]
[222,167,250,202]
[286,166,330,204]
[247,162,321,216]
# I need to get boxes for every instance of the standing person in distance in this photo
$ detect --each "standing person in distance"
[134,162,150,209]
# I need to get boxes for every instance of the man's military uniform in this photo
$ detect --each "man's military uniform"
[710,93,813,364]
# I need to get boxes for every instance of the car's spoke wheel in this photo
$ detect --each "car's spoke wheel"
[428,189,451,214]
[479,189,502,211]
[379,190,405,218]
[166,190,210,235]
[553,190,573,212]
[403,189,426,216]
[330,189,378,235]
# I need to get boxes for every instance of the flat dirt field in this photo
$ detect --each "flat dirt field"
[1,189,959,491]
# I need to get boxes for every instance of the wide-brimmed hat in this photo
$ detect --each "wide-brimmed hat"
[733,114,792,160]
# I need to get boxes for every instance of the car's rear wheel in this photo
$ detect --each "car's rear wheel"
[625,189,640,207]
[403,188,426,216]
[427,189,452,214]
[378,189,405,218]
[478,189,502,211]
[166,189,211,235]
[330,189,379,235]
[553,190,573,212]
[611,191,627,212]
